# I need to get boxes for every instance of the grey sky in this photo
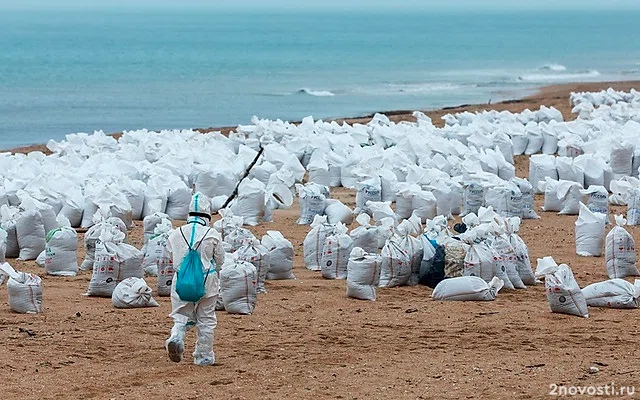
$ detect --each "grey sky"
[2,0,639,10]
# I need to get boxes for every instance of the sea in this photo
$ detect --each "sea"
[1,9,640,147]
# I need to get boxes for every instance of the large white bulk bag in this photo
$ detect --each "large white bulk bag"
[321,223,353,280]
[432,276,503,301]
[355,176,382,216]
[346,247,381,301]
[462,182,485,217]
[0,205,20,258]
[195,169,238,199]
[396,216,424,286]
[0,263,43,314]
[575,202,606,257]
[524,128,544,155]
[262,231,295,280]
[349,213,378,254]
[296,183,328,225]
[141,184,168,222]
[229,178,265,226]
[379,169,398,202]
[378,237,411,288]
[220,257,257,314]
[411,190,438,223]
[111,277,159,308]
[581,186,609,219]
[19,195,58,235]
[44,223,78,277]
[627,188,640,225]
[543,263,589,318]
[555,157,584,186]
[511,132,528,156]
[165,184,192,221]
[485,185,522,218]
[529,154,557,194]
[610,142,634,179]
[541,129,559,155]
[16,209,45,261]
[541,178,581,215]
[324,199,353,225]
[307,151,332,187]
[119,179,146,220]
[511,177,539,219]
[234,239,270,294]
[395,183,419,220]
[605,215,639,278]
[582,279,640,309]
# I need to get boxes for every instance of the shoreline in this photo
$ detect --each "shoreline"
[8,80,640,155]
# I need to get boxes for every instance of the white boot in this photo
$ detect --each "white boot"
[165,324,187,363]
[193,324,215,366]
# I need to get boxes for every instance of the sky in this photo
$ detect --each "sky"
[1,0,639,10]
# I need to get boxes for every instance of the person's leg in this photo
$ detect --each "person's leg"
[166,312,195,362]
[192,295,218,366]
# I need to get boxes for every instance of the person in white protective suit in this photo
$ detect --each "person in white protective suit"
[165,192,225,366]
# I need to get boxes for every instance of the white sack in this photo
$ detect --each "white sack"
[0,263,43,314]
[432,276,503,301]
[111,277,159,308]
[346,247,381,301]
[262,231,295,280]
[220,257,258,314]
[582,279,640,309]
[605,215,639,278]
[575,202,606,257]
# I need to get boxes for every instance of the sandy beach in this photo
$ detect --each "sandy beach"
[2,80,640,400]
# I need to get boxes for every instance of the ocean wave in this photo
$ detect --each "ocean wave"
[296,88,336,97]
[539,63,567,72]
[386,82,463,93]
[518,70,601,82]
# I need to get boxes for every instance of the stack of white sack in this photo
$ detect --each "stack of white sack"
[535,257,589,318]
[0,263,43,313]
[457,208,536,288]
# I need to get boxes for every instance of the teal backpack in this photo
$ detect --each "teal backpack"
[175,224,213,303]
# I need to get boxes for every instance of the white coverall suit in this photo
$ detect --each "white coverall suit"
[165,216,225,366]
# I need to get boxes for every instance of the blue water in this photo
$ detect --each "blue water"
[1,9,640,147]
